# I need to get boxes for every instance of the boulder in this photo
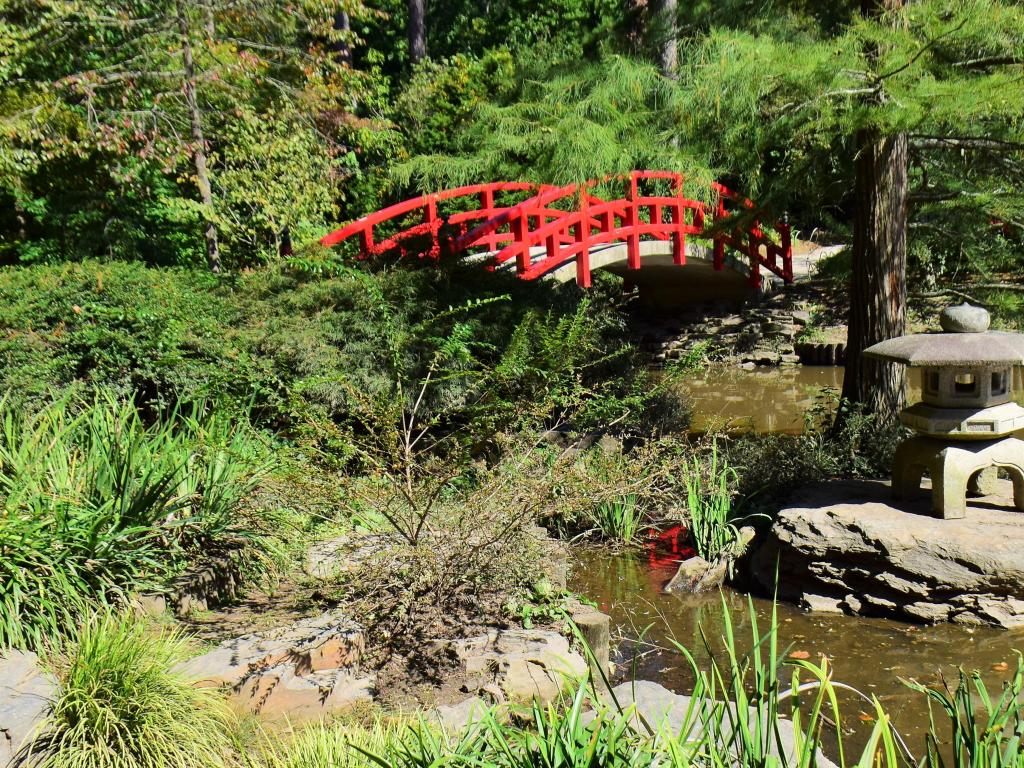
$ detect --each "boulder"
[750,479,1024,628]
[174,609,373,719]
[429,697,489,732]
[589,681,838,768]
[664,556,728,593]
[233,665,372,718]
[1,651,55,767]
[447,629,588,704]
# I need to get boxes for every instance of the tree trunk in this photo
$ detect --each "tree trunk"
[839,130,908,423]
[176,0,220,273]
[332,10,351,66]
[837,0,908,426]
[655,0,677,77]
[407,0,426,65]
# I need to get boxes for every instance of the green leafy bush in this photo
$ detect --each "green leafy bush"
[24,611,235,768]
[726,394,908,510]
[0,260,656,459]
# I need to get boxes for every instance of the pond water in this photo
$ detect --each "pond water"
[683,366,843,435]
[683,366,1024,435]
[587,363,1024,756]
[569,548,1024,759]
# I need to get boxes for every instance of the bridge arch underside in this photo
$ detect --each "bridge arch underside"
[532,240,759,311]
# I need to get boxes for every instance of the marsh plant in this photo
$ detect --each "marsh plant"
[908,653,1024,768]
[22,611,235,768]
[0,393,275,650]
[592,493,644,545]
[684,443,743,562]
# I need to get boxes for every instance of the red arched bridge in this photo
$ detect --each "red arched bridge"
[320,171,792,289]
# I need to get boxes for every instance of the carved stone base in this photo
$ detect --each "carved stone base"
[892,435,1024,519]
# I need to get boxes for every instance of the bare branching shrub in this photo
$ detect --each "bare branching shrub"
[329,445,556,652]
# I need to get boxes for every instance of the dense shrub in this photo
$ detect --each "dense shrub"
[0,260,663,457]
[725,397,908,510]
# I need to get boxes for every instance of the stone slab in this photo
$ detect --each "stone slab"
[587,681,838,768]
[0,651,55,767]
[174,609,364,687]
[233,664,373,719]
[750,479,1024,627]
[447,628,588,704]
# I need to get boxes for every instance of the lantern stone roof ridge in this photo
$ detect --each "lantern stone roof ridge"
[863,331,1024,367]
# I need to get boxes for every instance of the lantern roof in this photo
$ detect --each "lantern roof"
[863,304,1024,367]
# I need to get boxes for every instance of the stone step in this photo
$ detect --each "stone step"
[234,664,373,719]
[445,628,588,705]
[1,651,55,768]
[794,341,847,365]
[175,609,364,687]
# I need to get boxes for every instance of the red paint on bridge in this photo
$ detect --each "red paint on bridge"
[321,171,792,288]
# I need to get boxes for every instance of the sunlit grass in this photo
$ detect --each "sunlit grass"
[24,611,235,768]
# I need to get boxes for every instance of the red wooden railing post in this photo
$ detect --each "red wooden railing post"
[545,213,557,260]
[358,226,374,259]
[781,216,793,282]
[512,213,529,273]
[480,188,497,251]
[671,175,685,266]
[626,174,640,270]
[424,196,439,258]
[712,195,726,271]
[575,198,591,288]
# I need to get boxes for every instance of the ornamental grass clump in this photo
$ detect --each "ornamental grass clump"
[258,718,413,768]
[908,652,1024,768]
[0,392,274,650]
[23,611,235,768]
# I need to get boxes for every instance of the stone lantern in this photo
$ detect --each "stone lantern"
[863,303,1024,519]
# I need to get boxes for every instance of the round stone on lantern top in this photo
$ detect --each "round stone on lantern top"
[940,303,991,334]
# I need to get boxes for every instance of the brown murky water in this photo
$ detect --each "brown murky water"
[569,548,1024,760]
[684,366,843,434]
[683,366,1024,435]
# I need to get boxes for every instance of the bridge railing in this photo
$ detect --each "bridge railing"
[466,172,791,288]
[319,181,539,260]
[320,171,792,288]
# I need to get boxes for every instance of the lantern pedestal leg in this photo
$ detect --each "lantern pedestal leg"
[891,435,1024,519]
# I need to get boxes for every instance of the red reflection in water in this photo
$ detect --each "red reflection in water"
[644,524,695,590]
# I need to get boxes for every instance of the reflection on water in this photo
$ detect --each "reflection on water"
[684,366,843,434]
[570,548,1024,759]
[683,366,1024,435]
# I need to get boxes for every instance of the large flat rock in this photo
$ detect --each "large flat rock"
[446,628,588,704]
[750,479,1024,627]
